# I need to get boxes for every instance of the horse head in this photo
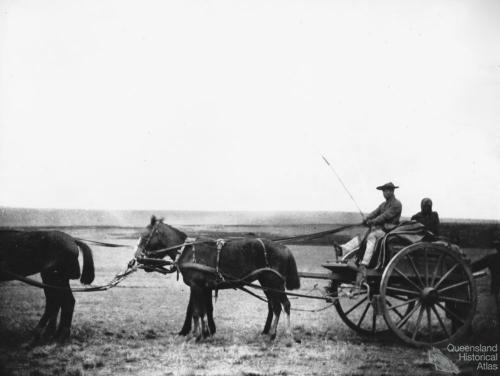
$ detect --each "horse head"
[134,215,187,260]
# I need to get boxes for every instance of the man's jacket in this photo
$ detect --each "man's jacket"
[366,196,402,231]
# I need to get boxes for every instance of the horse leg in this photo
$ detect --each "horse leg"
[44,302,59,340]
[34,272,62,341]
[262,290,273,335]
[191,315,200,341]
[33,291,58,341]
[179,291,193,336]
[199,288,211,338]
[190,286,206,342]
[55,279,75,342]
[199,315,209,340]
[281,294,292,339]
[268,292,282,341]
[206,289,216,335]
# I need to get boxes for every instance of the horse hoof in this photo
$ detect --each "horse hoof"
[56,336,69,344]
[269,333,277,341]
[55,328,71,343]
[42,327,57,340]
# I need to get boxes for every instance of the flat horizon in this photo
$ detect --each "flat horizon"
[1,206,498,224]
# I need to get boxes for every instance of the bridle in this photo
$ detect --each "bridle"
[132,221,189,274]
[136,220,161,258]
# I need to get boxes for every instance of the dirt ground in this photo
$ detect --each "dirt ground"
[0,227,498,376]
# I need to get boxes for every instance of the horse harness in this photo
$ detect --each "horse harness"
[216,238,270,281]
[172,236,280,289]
[184,237,271,281]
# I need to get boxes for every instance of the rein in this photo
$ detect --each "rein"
[74,238,132,248]
[145,223,362,258]
[273,223,361,243]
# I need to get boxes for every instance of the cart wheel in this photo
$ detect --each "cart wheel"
[380,242,477,347]
[333,281,414,335]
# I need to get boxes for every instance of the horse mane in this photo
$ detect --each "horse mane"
[164,223,187,241]
[151,215,187,241]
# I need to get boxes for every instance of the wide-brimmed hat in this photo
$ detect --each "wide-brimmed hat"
[376,182,399,190]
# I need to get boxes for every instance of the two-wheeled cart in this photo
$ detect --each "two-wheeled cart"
[299,240,483,347]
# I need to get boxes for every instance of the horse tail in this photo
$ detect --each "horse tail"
[285,252,300,290]
[76,240,95,285]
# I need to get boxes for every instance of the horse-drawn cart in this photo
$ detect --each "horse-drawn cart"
[132,218,486,348]
[300,240,482,347]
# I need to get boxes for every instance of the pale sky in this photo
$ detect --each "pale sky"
[0,0,499,219]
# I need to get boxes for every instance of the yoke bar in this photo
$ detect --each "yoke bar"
[298,271,333,280]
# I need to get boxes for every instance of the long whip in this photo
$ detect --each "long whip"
[321,154,366,222]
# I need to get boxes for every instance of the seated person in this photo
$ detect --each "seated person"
[411,198,440,236]
[334,182,402,284]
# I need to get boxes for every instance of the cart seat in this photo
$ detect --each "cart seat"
[368,221,436,270]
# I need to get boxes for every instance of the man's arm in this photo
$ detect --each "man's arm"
[370,200,402,225]
[365,204,382,221]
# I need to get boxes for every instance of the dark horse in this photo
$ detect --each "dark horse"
[135,216,300,341]
[0,230,95,342]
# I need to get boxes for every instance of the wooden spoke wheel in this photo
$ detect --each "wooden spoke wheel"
[380,242,477,347]
[333,280,414,336]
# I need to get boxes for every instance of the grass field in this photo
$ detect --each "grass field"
[0,226,498,376]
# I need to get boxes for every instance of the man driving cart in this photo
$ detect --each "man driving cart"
[334,182,402,284]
